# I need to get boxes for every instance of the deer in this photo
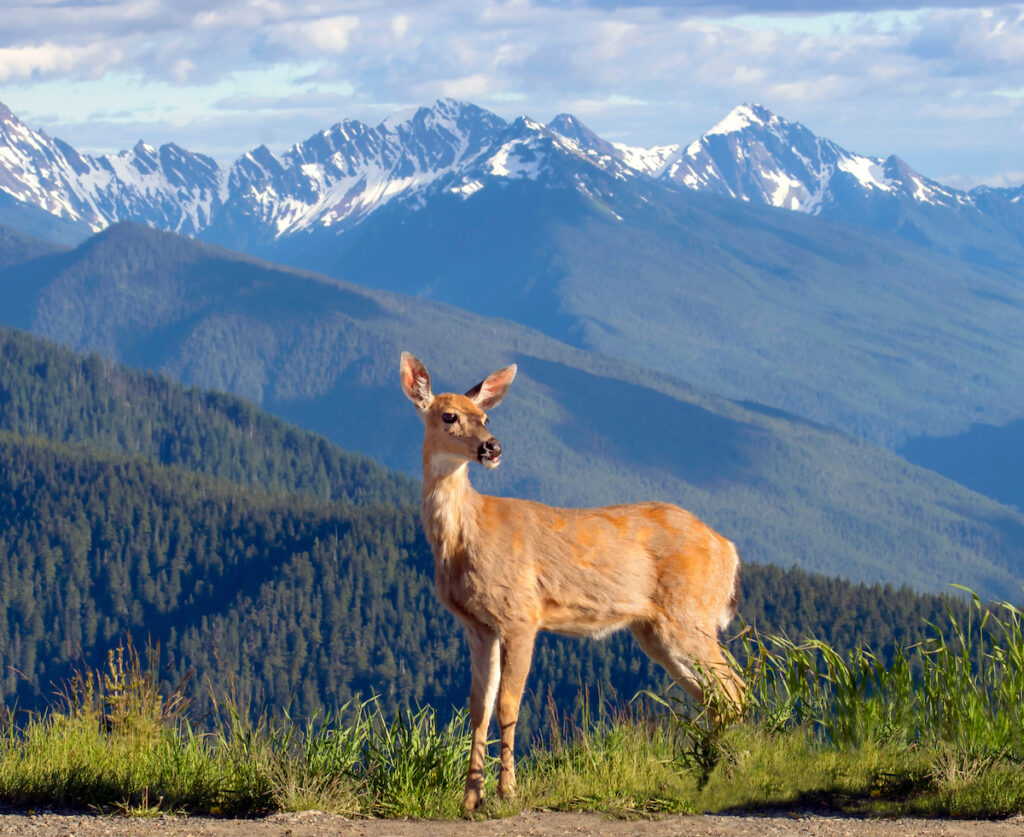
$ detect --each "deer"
[399,352,744,814]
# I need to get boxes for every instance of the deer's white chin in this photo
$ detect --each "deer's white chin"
[479,455,501,469]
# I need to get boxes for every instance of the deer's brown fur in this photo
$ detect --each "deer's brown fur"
[400,353,743,814]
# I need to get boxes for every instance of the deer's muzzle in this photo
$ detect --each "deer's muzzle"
[478,437,502,468]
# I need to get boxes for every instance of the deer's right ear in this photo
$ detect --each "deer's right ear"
[400,352,434,410]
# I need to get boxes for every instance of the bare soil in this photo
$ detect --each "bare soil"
[0,810,1021,836]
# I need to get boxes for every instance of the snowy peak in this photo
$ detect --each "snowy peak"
[0,100,225,234]
[705,102,775,137]
[220,98,514,237]
[653,103,963,215]
[476,114,637,188]
[220,100,641,243]
[441,115,594,199]
[547,113,677,177]
[659,103,848,211]
[548,113,617,158]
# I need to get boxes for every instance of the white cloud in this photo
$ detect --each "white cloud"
[0,42,115,81]
[392,14,411,39]
[0,0,1021,185]
[296,15,361,53]
[769,76,847,103]
[438,73,493,99]
[940,169,1024,190]
[171,58,196,84]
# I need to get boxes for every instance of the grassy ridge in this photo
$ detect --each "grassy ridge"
[2,595,1022,819]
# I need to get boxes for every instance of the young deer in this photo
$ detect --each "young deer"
[399,352,744,814]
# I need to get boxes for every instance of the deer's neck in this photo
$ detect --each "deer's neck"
[421,452,481,562]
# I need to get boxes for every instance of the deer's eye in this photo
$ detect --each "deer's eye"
[441,412,458,424]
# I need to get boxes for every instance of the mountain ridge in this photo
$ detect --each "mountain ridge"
[2,97,1020,251]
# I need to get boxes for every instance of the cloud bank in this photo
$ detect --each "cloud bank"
[1,0,1021,186]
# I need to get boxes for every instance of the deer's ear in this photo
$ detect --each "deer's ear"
[400,352,434,410]
[465,364,517,411]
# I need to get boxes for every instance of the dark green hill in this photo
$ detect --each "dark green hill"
[0,225,1021,599]
[0,323,417,508]
[0,224,65,271]
[0,427,970,739]
[0,429,448,717]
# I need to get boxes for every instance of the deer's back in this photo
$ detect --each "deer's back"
[447,495,737,637]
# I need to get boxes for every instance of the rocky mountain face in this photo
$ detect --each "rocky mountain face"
[646,103,965,213]
[3,98,1021,256]
[0,102,222,235]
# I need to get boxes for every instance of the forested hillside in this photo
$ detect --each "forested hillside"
[2,228,1022,599]
[0,326,977,740]
[0,430,971,738]
[0,224,64,271]
[0,324,417,508]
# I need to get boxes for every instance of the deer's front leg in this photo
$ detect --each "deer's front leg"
[463,621,500,814]
[497,626,537,799]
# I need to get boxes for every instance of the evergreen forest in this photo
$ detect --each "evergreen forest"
[0,324,974,739]
[3,222,1022,599]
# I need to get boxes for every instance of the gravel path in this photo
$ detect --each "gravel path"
[1,810,1022,836]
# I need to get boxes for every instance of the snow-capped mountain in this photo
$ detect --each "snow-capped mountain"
[442,115,639,195]
[0,102,222,235]
[215,99,507,241]
[652,103,964,215]
[206,102,644,253]
[548,113,677,177]
[0,97,1021,258]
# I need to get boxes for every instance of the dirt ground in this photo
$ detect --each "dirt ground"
[0,810,1022,837]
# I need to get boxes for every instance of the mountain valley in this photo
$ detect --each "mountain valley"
[0,222,1021,602]
[0,323,984,729]
[0,98,1021,615]
[2,98,1021,449]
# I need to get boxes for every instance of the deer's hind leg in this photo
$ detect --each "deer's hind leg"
[631,621,704,701]
[631,620,744,712]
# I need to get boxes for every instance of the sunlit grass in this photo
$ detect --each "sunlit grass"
[0,592,1022,819]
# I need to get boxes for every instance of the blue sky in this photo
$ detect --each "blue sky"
[1,0,1022,188]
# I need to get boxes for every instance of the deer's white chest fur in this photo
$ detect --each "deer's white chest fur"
[421,458,479,563]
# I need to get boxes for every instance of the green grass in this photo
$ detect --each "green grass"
[2,594,1023,820]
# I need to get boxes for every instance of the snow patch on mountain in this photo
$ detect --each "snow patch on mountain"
[705,103,766,137]
[636,103,966,216]
[1,97,1020,249]
[488,142,540,179]
[610,142,678,176]
[837,156,890,193]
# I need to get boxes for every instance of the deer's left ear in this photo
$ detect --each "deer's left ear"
[465,364,517,411]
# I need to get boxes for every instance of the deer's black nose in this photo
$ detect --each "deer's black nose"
[479,438,501,458]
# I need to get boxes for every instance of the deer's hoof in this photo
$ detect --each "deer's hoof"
[462,789,484,816]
